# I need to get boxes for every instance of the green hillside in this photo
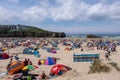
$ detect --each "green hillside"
[0,25,66,37]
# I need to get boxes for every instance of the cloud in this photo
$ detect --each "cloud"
[50,0,120,21]
[9,0,19,4]
[0,0,120,23]
[0,6,17,23]
[50,0,82,21]
[21,6,48,23]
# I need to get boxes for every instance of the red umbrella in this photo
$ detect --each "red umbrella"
[51,64,65,74]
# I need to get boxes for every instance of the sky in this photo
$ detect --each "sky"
[0,0,120,33]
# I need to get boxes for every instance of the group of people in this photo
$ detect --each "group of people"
[85,40,118,61]
[38,57,56,65]
[23,58,32,66]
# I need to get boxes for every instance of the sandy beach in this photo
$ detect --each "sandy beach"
[0,38,120,80]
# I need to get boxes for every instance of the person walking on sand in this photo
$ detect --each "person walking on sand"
[105,50,110,61]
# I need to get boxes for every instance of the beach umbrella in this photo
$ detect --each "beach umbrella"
[22,65,34,70]
[51,64,65,74]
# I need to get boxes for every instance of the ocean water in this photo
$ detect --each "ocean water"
[66,33,120,38]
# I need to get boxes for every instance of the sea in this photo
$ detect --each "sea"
[66,33,120,38]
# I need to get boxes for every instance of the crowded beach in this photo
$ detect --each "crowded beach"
[0,38,120,80]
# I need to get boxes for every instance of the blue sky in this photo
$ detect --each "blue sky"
[0,0,120,33]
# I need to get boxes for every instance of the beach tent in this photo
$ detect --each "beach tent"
[47,57,55,65]
[64,47,70,51]
[15,42,20,47]
[52,50,57,53]
[33,50,40,57]
[51,47,60,50]
[72,43,79,48]
[0,52,9,59]
[54,47,60,50]
[63,42,67,45]
[42,46,48,50]
[47,48,52,52]
[7,61,25,75]
[23,48,33,54]
[52,43,58,47]
[51,64,68,75]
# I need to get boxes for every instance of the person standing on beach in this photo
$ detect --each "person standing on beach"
[41,71,46,79]
[23,58,28,66]
[6,57,13,72]
[14,54,19,61]
[105,50,110,60]
[33,48,41,58]
[28,58,32,65]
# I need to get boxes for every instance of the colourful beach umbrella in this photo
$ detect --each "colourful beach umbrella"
[22,65,34,70]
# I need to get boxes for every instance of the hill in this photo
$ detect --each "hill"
[0,24,66,37]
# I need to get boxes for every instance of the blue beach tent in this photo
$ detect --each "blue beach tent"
[23,48,33,54]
